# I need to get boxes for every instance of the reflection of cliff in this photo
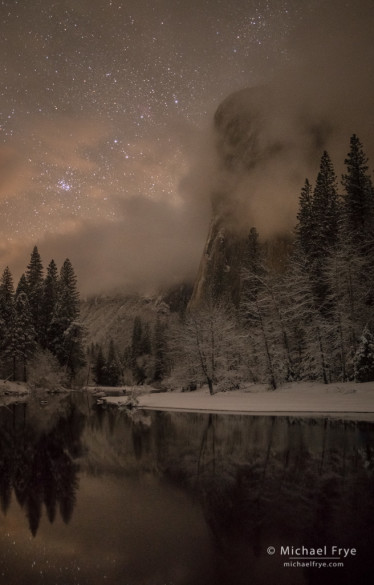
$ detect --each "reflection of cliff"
[142,412,374,585]
[0,399,85,536]
[90,405,374,579]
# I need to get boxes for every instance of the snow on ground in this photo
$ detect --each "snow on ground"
[103,381,374,421]
[2,379,373,421]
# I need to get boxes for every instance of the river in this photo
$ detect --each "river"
[0,391,373,584]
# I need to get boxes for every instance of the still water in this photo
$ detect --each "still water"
[0,392,373,585]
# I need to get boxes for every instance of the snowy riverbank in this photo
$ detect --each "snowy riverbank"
[2,380,374,421]
[103,381,374,421]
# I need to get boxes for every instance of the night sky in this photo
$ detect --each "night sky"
[1,0,374,294]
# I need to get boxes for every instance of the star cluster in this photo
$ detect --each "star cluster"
[0,0,296,235]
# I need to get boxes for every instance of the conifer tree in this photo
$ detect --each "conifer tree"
[240,227,265,322]
[307,151,341,312]
[59,259,80,322]
[153,318,168,382]
[130,316,153,384]
[105,339,122,386]
[15,274,29,298]
[61,321,86,382]
[295,179,314,258]
[131,316,144,382]
[25,246,44,341]
[94,345,106,385]
[12,292,36,381]
[311,151,340,257]
[342,134,374,245]
[0,267,15,377]
[0,267,15,324]
[48,259,85,381]
[41,260,59,349]
[342,135,374,305]
[353,326,374,382]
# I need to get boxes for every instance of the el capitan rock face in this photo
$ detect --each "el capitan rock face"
[189,87,295,309]
[188,215,246,309]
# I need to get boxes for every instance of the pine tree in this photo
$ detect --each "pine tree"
[12,292,36,381]
[131,316,145,383]
[306,152,341,313]
[311,151,340,257]
[285,256,331,383]
[0,267,15,325]
[240,227,265,322]
[61,321,86,382]
[342,135,374,306]
[153,318,168,382]
[342,134,374,245]
[15,274,29,298]
[41,260,59,349]
[105,339,122,386]
[48,259,85,382]
[295,179,314,258]
[25,246,44,341]
[0,267,15,377]
[94,345,106,385]
[59,259,80,322]
[353,326,374,382]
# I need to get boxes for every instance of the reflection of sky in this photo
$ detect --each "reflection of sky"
[0,474,215,585]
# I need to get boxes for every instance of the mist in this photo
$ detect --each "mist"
[200,1,374,240]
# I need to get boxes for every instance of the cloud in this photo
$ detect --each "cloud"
[200,0,374,238]
[0,145,32,200]
[3,193,208,296]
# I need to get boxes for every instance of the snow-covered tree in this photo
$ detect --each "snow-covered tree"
[40,260,59,349]
[12,292,37,381]
[48,259,85,382]
[342,134,374,245]
[130,316,152,384]
[0,267,15,378]
[28,349,67,389]
[285,256,332,383]
[94,345,106,385]
[104,339,122,386]
[15,273,29,298]
[168,303,246,394]
[295,178,314,259]
[153,318,169,382]
[25,246,44,341]
[59,258,80,322]
[353,326,374,382]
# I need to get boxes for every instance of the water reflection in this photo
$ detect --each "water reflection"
[0,393,373,584]
[0,396,85,535]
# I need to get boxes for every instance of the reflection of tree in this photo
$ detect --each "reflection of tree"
[197,413,216,476]
[0,399,84,536]
[0,458,12,513]
[150,412,374,585]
